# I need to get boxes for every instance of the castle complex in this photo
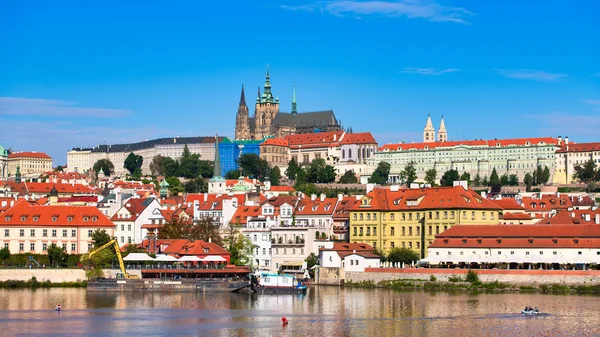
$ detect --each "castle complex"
[235,67,341,140]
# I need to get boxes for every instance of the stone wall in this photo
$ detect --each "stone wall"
[316,267,345,285]
[346,268,600,285]
[0,269,86,282]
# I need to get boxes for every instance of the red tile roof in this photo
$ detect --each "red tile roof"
[160,239,230,257]
[380,137,558,152]
[340,132,377,145]
[489,198,526,211]
[0,181,95,196]
[268,186,295,192]
[429,224,600,249]
[8,151,52,159]
[520,195,572,212]
[284,131,344,149]
[111,198,155,221]
[295,198,338,215]
[230,206,262,225]
[556,142,600,153]
[261,138,289,147]
[502,212,532,220]
[0,199,113,227]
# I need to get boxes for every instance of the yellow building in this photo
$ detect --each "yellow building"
[8,151,53,177]
[349,185,502,258]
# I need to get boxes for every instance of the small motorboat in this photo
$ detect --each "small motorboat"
[55,304,62,312]
[521,309,540,315]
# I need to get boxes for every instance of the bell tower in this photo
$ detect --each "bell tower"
[438,115,447,142]
[423,114,435,143]
[235,85,250,140]
[254,65,279,140]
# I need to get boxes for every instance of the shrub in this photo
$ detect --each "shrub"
[466,270,479,283]
[448,275,463,282]
[429,275,437,282]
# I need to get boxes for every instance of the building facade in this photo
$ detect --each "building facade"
[8,152,53,177]
[0,145,8,180]
[554,138,600,184]
[348,185,502,257]
[260,137,290,168]
[67,136,224,176]
[234,67,341,140]
[0,200,115,255]
[219,138,263,176]
[372,133,559,184]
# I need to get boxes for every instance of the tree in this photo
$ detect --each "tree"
[47,243,67,267]
[481,176,489,186]
[339,170,358,184]
[0,247,10,265]
[239,154,269,180]
[369,161,391,185]
[473,173,482,187]
[440,169,459,186]
[305,253,318,278]
[224,224,257,266]
[573,159,597,183]
[225,170,240,179]
[266,166,280,186]
[150,155,179,177]
[184,177,208,193]
[178,145,204,179]
[541,166,550,185]
[500,174,509,186]
[400,161,417,186]
[524,172,533,191]
[158,217,222,245]
[508,174,518,186]
[285,158,299,181]
[93,159,114,176]
[387,247,419,265]
[424,168,437,186]
[124,152,143,177]
[91,229,112,248]
[166,177,184,195]
[54,165,64,172]
[489,168,500,187]
[122,244,145,258]
[460,172,471,185]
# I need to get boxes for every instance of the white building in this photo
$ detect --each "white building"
[0,200,115,254]
[0,145,8,180]
[319,242,380,272]
[554,138,600,184]
[111,197,164,245]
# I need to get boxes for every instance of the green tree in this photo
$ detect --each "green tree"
[524,172,533,191]
[489,168,500,186]
[93,158,114,176]
[500,174,509,186]
[150,155,166,176]
[339,170,358,184]
[400,161,417,186]
[305,253,318,278]
[225,170,240,179]
[184,177,208,193]
[124,152,143,177]
[387,247,419,265]
[440,169,460,186]
[508,174,519,186]
[47,243,68,267]
[285,158,300,180]
[178,145,204,179]
[269,166,282,186]
[481,176,489,186]
[460,172,471,185]
[238,154,269,180]
[424,168,437,186]
[573,160,597,183]
[166,177,184,195]
[158,217,222,245]
[224,224,257,266]
[91,229,112,248]
[541,166,550,185]
[0,247,10,265]
[54,165,64,172]
[533,166,543,185]
[122,244,145,258]
[369,161,391,185]
[473,173,482,187]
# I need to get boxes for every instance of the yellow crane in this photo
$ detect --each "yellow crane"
[83,239,140,279]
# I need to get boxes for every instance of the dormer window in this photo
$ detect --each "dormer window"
[83,217,89,222]
[67,216,74,222]
[52,216,58,222]
[5,216,11,221]
[21,216,27,221]
[33,216,39,222]
[203,248,209,253]
[92,217,97,222]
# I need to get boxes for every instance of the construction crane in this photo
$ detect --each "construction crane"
[83,239,139,279]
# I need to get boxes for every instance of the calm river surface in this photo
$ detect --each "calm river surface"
[0,287,599,336]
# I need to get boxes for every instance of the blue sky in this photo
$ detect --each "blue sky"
[1,0,599,165]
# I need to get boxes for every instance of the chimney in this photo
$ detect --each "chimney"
[565,136,569,151]
[209,237,212,243]
[571,212,575,218]
[556,191,560,198]
[558,136,562,145]
[320,193,326,202]
[334,134,337,141]
[585,214,591,222]
[390,185,400,192]
[311,194,317,201]
[338,194,343,201]
[595,214,599,225]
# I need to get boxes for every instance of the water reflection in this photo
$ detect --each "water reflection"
[0,287,599,336]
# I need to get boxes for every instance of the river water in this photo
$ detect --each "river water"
[0,287,599,336]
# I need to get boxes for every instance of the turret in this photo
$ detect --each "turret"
[437,115,447,142]
[423,114,435,143]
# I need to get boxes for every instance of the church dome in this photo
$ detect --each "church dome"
[50,185,59,197]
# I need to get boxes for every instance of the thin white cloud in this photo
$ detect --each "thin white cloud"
[582,99,600,105]
[0,97,132,118]
[495,69,567,82]
[282,0,474,24]
[400,67,459,75]
[525,112,600,138]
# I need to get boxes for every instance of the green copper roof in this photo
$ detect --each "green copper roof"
[160,179,169,187]
[0,145,7,157]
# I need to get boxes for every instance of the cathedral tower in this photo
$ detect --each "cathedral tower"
[437,115,447,142]
[234,85,251,140]
[254,65,279,140]
[423,114,435,143]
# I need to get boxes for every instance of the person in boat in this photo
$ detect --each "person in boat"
[534,306,539,313]
[55,304,61,311]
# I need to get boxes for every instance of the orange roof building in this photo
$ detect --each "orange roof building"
[554,138,600,184]
[8,151,53,177]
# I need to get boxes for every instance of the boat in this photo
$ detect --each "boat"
[252,273,308,293]
[521,309,540,315]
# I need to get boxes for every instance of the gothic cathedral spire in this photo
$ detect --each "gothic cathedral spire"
[234,84,250,140]
[438,115,447,142]
[423,113,435,143]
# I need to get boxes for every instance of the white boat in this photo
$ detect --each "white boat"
[521,310,540,315]
[252,273,307,293]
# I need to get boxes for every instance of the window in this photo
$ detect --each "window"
[120,237,124,243]
[19,243,24,251]
[71,230,76,237]
[71,243,76,251]
[553,251,557,255]
[416,227,420,236]
[92,217,97,222]
[30,229,35,237]
[62,243,67,250]
[52,216,58,222]
[67,216,73,222]
[128,224,132,231]
[360,227,363,235]
[463,211,467,219]
[43,243,47,251]
[428,226,432,236]
[62,230,67,237]
[390,227,395,236]
[409,242,412,248]
[3,229,8,237]
[4,243,8,249]
[391,242,395,248]
[88,230,92,237]
[42,229,48,237]
[409,227,412,236]
[366,228,370,236]
[578,251,582,255]
[128,237,132,243]
[353,227,357,236]
[30,243,35,251]
[121,225,125,231]
[83,217,89,222]
[20,229,25,237]
[435,211,440,219]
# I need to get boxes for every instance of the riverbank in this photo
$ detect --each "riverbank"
[0,277,87,289]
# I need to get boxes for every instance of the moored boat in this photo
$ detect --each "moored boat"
[252,273,307,293]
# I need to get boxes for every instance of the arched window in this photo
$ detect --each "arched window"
[342,149,345,159]
[362,147,366,159]
[349,149,352,158]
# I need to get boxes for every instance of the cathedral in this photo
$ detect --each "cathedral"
[423,114,447,143]
[235,67,341,140]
